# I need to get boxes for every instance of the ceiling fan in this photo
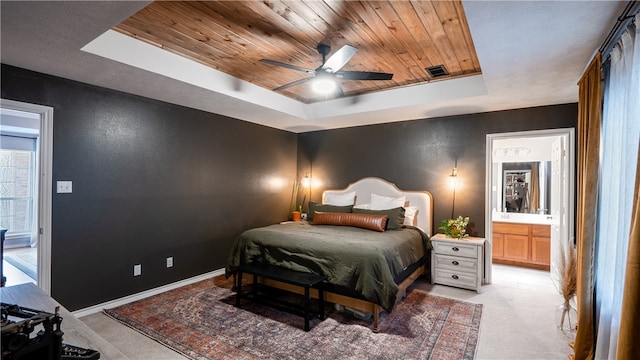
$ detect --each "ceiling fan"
[259,43,393,95]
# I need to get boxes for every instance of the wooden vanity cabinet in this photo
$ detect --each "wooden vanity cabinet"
[492,222,550,270]
[531,224,551,266]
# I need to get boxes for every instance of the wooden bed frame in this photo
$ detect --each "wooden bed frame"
[259,262,424,332]
[252,177,433,332]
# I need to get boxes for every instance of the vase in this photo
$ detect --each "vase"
[555,299,577,339]
[292,211,301,221]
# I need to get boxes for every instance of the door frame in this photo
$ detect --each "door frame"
[1,98,53,294]
[485,128,575,284]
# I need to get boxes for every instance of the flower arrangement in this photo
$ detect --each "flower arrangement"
[556,244,577,338]
[439,216,470,239]
[559,244,577,302]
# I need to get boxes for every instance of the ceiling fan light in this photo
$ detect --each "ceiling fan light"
[312,77,337,94]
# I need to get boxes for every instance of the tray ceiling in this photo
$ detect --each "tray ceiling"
[114,0,481,103]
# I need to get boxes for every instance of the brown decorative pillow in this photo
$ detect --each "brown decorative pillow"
[312,212,388,232]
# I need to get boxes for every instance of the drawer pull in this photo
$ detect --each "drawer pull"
[451,261,459,265]
[451,247,460,251]
[451,275,459,280]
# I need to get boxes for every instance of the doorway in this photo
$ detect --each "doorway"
[485,128,575,288]
[0,99,53,294]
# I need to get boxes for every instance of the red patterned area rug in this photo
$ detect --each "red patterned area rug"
[104,276,482,360]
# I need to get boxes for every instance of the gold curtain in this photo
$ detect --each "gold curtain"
[616,143,640,358]
[573,53,601,360]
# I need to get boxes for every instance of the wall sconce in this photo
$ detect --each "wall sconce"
[448,167,458,219]
[448,167,459,190]
[301,174,311,188]
[300,173,312,217]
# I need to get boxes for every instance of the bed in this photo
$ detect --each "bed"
[226,177,433,331]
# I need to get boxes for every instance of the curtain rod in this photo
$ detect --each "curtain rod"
[599,1,640,58]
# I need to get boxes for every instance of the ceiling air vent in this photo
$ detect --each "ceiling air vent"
[426,65,449,78]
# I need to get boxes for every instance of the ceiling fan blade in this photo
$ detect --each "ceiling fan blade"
[273,77,314,92]
[321,45,357,73]
[259,59,315,74]
[336,71,394,81]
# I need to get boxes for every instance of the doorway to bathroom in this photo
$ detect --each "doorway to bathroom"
[485,128,575,290]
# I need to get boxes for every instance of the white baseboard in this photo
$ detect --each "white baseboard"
[72,268,226,318]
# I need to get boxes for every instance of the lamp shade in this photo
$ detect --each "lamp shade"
[301,175,311,188]
[448,167,459,189]
[312,77,337,94]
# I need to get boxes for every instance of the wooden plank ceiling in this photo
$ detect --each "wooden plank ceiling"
[114,0,481,103]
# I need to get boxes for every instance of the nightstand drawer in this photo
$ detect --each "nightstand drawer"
[432,241,478,258]
[433,253,478,272]
[433,268,477,289]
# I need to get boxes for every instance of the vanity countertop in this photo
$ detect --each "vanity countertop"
[492,212,554,225]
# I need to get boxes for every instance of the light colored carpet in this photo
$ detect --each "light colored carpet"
[413,265,572,359]
[81,264,572,360]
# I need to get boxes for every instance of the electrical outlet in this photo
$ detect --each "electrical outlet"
[166,257,173,268]
[133,264,141,276]
[56,181,73,193]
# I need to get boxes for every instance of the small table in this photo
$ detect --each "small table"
[0,283,126,359]
[236,263,326,331]
[431,233,485,292]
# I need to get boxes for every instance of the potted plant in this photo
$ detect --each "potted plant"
[292,195,306,221]
[438,216,470,239]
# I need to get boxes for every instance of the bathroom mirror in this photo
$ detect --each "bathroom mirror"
[502,161,551,214]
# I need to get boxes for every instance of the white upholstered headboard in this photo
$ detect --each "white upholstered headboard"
[322,177,434,236]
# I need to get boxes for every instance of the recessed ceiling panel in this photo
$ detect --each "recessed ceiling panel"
[114,0,481,103]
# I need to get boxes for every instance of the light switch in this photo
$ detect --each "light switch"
[134,264,142,276]
[57,181,73,193]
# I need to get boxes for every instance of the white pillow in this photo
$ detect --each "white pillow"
[370,194,406,210]
[324,191,356,206]
[403,206,418,226]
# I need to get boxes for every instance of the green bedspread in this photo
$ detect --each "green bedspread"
[225,222,430,312]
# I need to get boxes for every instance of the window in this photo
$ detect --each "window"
[0,149,35,236]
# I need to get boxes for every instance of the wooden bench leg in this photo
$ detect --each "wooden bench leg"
[251,273,258,298]
[372,305,380,333]
[318,286,325,320]
[304,285,310,331]
[235,271,243,306]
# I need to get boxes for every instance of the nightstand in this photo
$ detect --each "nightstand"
[430,233,485,292]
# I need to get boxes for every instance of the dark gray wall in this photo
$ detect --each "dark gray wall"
[1,65,297,310]
[297,103,577,237]
[1,63,577,311]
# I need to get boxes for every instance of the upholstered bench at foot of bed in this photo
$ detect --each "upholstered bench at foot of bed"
[235,262,327,331]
